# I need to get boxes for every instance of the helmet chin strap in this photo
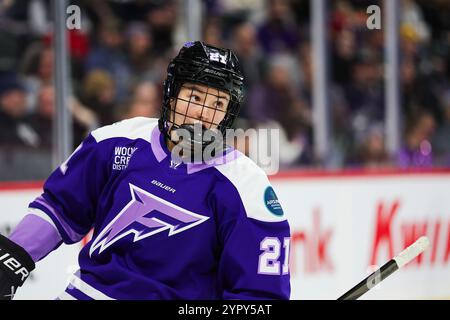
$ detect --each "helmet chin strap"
[169,123,226,162]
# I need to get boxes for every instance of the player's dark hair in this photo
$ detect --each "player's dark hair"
[158,41,244,142]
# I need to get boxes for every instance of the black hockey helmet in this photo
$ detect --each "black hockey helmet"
[158,41,244,142]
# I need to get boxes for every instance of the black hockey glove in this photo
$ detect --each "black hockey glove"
[0,234,35,300]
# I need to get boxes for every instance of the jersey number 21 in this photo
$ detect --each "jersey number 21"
[258,237,290,275]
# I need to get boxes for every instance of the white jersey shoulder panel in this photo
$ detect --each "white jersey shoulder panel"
[91,117,158,143]
[215,154,286,222]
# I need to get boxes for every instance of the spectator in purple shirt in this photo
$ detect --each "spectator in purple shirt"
[256,0,300,56]
[397,111,436,168]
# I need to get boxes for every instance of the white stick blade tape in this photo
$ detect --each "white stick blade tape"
[393,236,430,269]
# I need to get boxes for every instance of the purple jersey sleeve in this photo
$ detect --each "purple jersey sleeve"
[8,214,63,262]
[213,180,291,300]
[28,134,109,244]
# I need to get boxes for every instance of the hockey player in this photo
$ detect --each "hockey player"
[0,41,291,300]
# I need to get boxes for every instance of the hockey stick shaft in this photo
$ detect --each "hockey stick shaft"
[338,236,429,300]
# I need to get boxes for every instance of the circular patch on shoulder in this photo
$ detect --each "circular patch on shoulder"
[264,186,284,216]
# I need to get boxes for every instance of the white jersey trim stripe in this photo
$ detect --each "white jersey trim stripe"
[57,291,77,300]
[69,273,116,300]
[28,207,60,233]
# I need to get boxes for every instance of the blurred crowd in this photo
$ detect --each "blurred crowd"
[0,0,449,180]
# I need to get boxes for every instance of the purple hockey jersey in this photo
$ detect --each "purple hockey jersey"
[27,117,291,300]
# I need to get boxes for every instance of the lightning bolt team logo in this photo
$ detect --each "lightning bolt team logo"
[90,183,209,256]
